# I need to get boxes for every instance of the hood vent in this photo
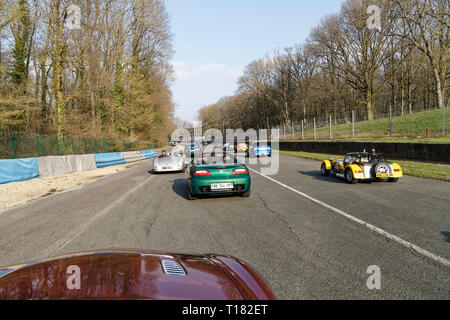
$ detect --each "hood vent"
[161,259,186,276]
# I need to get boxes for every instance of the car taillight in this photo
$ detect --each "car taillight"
[356,170,363,173]
[394,169,401,172]
[194,170,211,176]
[233,168,248,175]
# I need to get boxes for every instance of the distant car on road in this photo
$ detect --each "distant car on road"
[188,161,251,200]
[250,141,272,157]
[153,152,186,173]
[184,144,202,157]
[321,150,403,184]
[224,142,234,151]
[235,142,249,157]
[0,250,276,300]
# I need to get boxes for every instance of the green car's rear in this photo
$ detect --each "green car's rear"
[188,163,251,200]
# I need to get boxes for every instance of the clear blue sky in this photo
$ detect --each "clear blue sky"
[166,0,345,124]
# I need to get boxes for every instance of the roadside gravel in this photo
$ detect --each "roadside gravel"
[0,160,148,211]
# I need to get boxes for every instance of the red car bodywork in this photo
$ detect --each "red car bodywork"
[0,250,276,300]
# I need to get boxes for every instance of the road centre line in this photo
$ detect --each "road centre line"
[248,167,450,268]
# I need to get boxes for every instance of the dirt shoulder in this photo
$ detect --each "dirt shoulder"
[0,160,150,211]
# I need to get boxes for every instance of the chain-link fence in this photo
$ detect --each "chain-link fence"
[276,107,449,141]
[0,132,156,159]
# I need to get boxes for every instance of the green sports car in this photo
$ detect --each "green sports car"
[187,162,251,200]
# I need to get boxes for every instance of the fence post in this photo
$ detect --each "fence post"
[94,140,97,154]
[13,135,17,159]
[104,139,106,153]
[443,100,445,135]
[72,138,75,154]
[37,135,40,157]
[301,120,304,140]
[56,135,59,156]
[329,115,332,139]
[291,122,295,140]
[313,118,316,140]
[389,106,392,137]
[84,138,87,154]
[352,110,355,137]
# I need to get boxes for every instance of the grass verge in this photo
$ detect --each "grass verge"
[293,108,450,141]
[278,150,450,182]
[283,136,450,143]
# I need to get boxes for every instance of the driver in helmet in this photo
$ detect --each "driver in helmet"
[158,150,168,158]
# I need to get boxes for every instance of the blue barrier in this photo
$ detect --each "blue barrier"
[0,158,39,184]
[140,150,157,159]
[0,150,156,184]
[95,153,126,168]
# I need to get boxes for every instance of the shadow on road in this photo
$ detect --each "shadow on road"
[172,179,190,200]
[297,170,346,184]
[298,170,376,184]
[171,178,243,201]
[441,231,450,243]
[148,170,185,175]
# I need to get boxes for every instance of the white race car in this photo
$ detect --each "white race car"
[153,153,186,173]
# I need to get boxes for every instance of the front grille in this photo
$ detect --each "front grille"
[161,259,186,276]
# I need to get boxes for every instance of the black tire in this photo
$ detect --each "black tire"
[388,178,399,183]
[241,190,251,198]
[321,163,331,176]
[373,162,392,181]
[188,188,197,200]
[345,169,358,184]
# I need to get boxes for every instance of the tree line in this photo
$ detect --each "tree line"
[198,0,449,132]
[0,0,175,147]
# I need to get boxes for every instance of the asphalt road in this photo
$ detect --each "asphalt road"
[0,154,449,299]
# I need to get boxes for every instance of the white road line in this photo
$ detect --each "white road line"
[248,167,450,268]
[41,174,154,258]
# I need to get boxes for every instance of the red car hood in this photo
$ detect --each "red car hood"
[0,250,275,300]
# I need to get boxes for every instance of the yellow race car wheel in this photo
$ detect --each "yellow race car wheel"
[345,168,358,184]
[321,163,331,176]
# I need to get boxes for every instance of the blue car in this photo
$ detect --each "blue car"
[250,142,272,157]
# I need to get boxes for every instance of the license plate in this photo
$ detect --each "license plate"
[163,166,172,170]
[211,183,234,190]
[376,173,393,178]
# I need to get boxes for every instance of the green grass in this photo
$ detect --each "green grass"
[295,108,450,141]
[285,136,450,143]
[278,150,450,182]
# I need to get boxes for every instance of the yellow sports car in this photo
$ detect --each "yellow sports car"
[321,150,403,184]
